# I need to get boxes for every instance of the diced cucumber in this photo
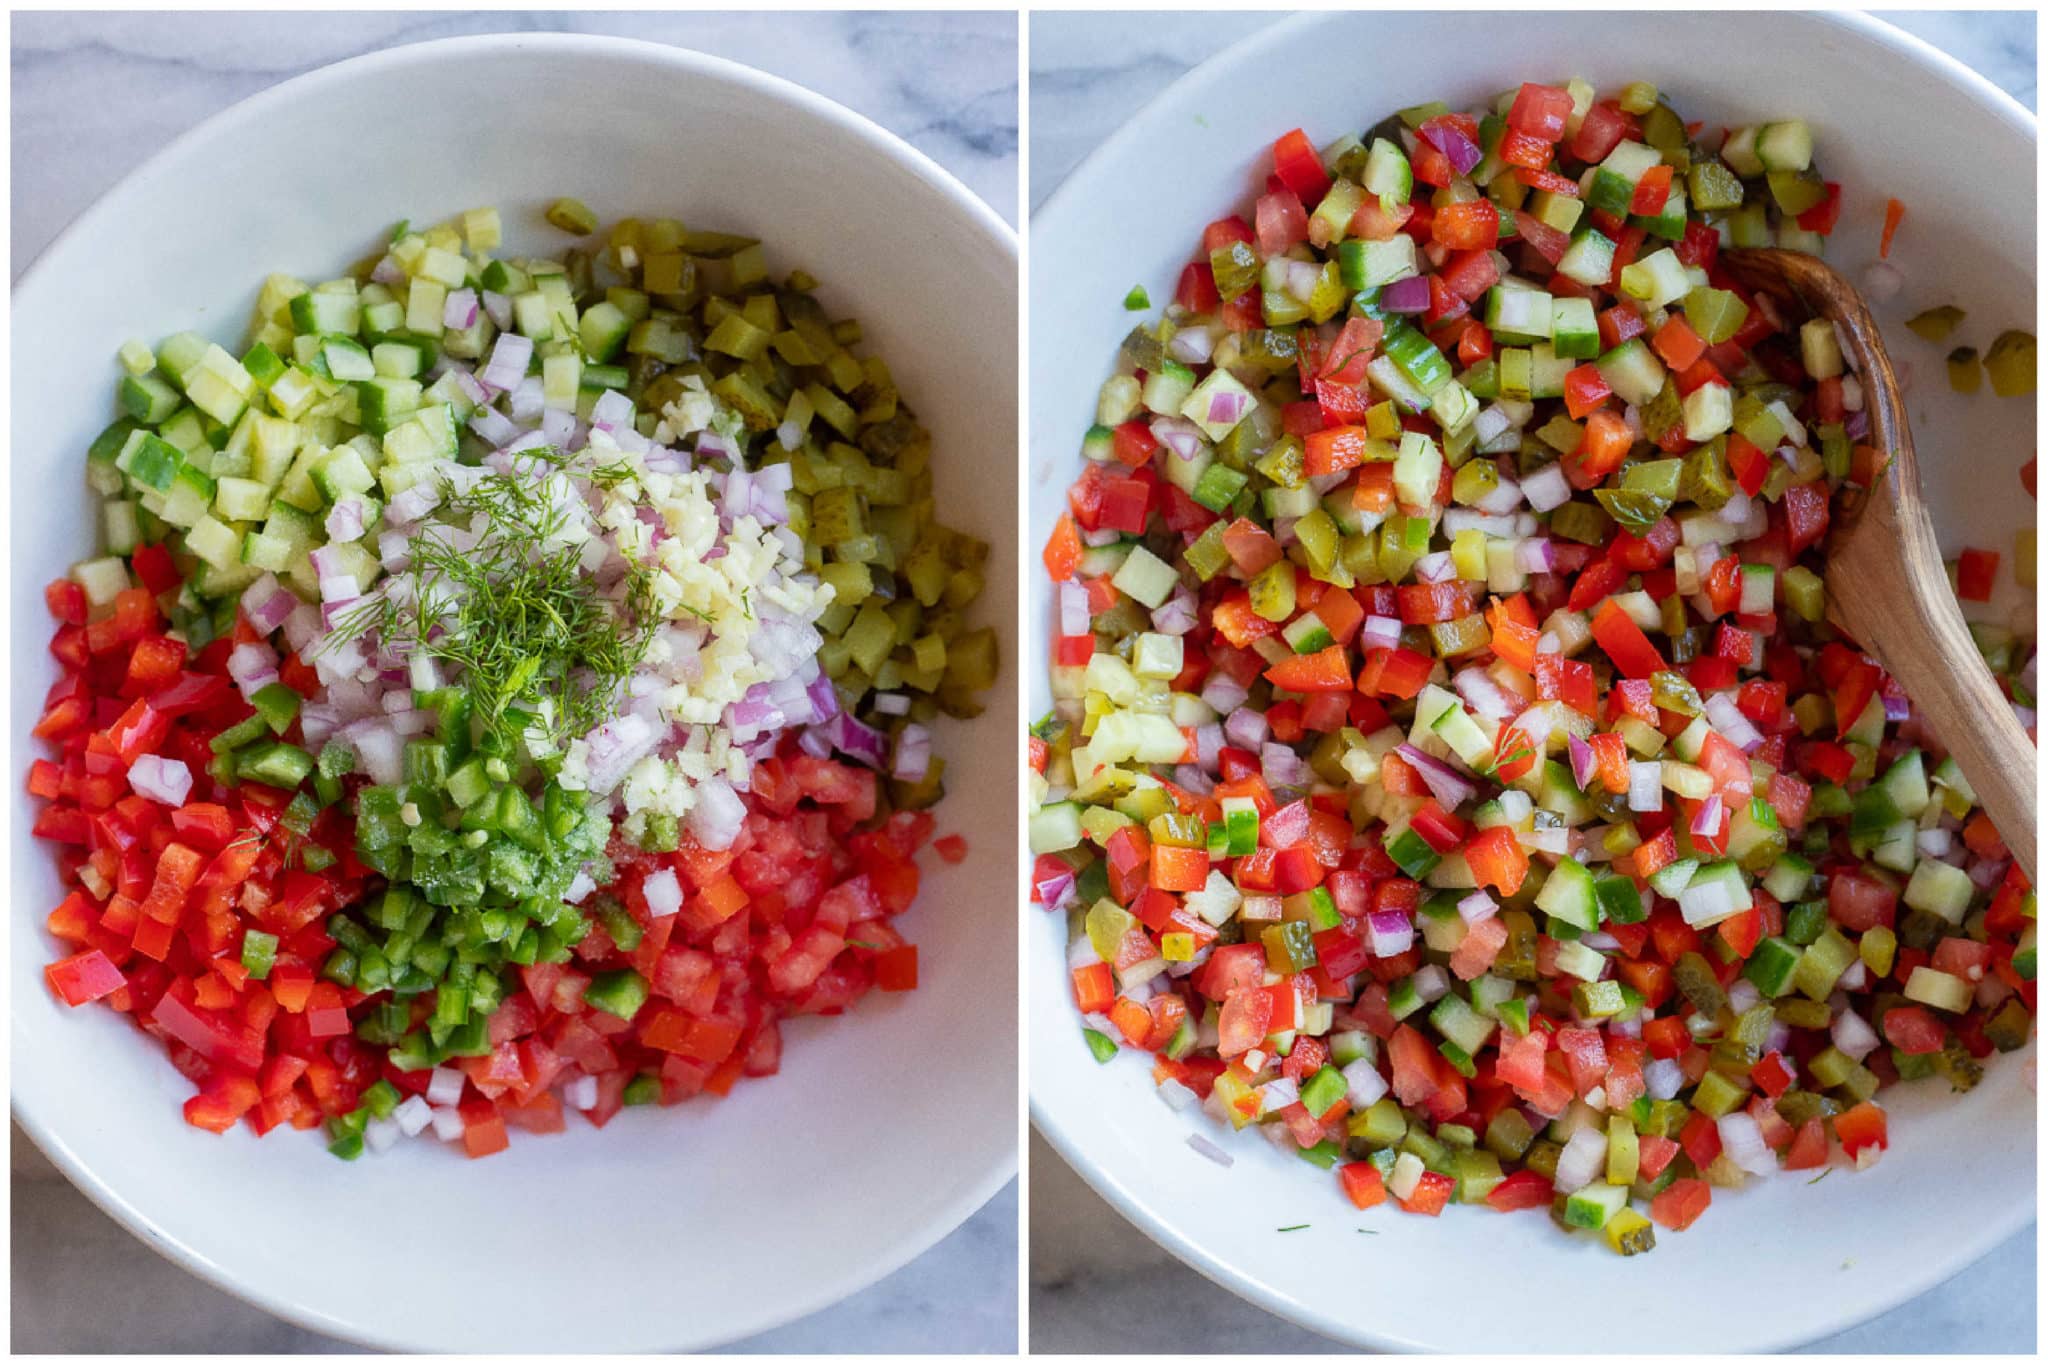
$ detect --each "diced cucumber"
[1755,120,1813,173]
[1552,297,1601,360]
[1720,126,1765,177]
[1536,856,1600,932]
[311,446,377,501]
[119,372,182,424]
[1555,230,1616,289]
[1903,858,1974,924]
[1343,236,1420,290]
[1589,337,1664,408]
[1141,361,1196,418]
[289,288,361,337]
[1616,248,1691,312]
[1363,137,1413,206]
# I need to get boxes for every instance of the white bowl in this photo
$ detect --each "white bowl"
[12,33,1017,1353]
[1029,10,2034,1353]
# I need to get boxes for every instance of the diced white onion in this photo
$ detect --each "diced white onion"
[1553,1127,1608,1194]
[426,1067,466,1107]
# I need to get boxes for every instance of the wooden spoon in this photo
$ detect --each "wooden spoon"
[1719,247,2035,880]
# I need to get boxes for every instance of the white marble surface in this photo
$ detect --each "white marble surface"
[1028,9,2037,1355]
[9,9,1017,1355]
[13,8,1019,279]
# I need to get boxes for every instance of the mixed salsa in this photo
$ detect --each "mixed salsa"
[34,202,992,1157]
[1030,81,2036,1252]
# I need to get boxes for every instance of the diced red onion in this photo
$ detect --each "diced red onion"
[1224,707,1269,751]
[1830,1007,1879,1061]
[1395,744,1476,809]
[579,712,658,794]
[507,377,545,423]
[1690,793,1724,838]
[227,642,280,699]
[239,574,299,636]
[1037,868,1077,913]
[1207,389,1248,426]
[1567,733,1598,791]
[1420,119,1482,175]
[541,406,576,446]
[482,291,513,330]
[1366,910,1415,958]
[1200,674,1250,716]
[1457,890,1498,924]
[1081,525,1121,548]
[387,481,442,529]
[369,255,404,286]
[1514,537,1556,574]
[1969,857,2010,891]
[1261,742,1308,789]
[1521,462,1571,512]
[1152,591,1198,637]
[479,332,533,392]
[1644,1057,1684,1101]
[1845,408,1870,441]
[590,388,635,433]
[892,724,932,782]
[1704,692,1764,753]
[1058,581,1089,636]
[1381,274,1431,315]
[1414,551,1456,583]
[1148,416,1206,460]
[325,497,367,543]
[128,754,193,807]
[1187,1133,1234,1167]
[1341,1058,1388,1109]
[1167,326,1215,365]
[443,288,479,330]
[468,405,521,448]
[1361,615,1404,651]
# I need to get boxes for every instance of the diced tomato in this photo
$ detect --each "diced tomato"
[1271,129,1331,201]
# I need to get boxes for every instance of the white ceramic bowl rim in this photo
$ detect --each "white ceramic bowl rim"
[15,30,1016,1352]
[1030,9,2035,1354]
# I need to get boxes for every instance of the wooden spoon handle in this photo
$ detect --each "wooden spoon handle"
[1827,501,2037,882]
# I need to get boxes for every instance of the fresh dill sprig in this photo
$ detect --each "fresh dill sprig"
[329,453,656,752]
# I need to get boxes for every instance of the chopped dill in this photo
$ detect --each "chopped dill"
[327,450,656,752]
[1808,1169,1832,1185]
[1277,1223,1309,1233]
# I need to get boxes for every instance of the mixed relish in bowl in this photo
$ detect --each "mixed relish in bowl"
[34,202,992,1157]
[1030,80,2035,1253]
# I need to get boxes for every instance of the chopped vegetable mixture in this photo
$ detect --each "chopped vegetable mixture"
[1031,83,2036,1252]
[35,204,994,1156]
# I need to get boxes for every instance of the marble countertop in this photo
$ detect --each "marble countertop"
[1028,9,2037,1355]
[9,9,1017,1355]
